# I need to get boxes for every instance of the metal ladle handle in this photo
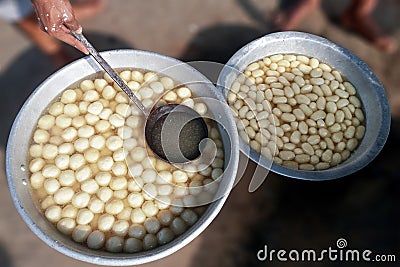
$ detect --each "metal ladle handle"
[70,31,147,115]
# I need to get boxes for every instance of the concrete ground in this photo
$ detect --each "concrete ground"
[0,0,399,267]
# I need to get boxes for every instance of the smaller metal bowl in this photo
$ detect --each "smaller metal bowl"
[217,31,390,180]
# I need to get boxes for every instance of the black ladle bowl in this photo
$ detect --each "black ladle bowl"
[71,32,209,164]
[145,104,208,163]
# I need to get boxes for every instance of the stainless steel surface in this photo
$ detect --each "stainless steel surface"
[217,31,391,180]
[70,31,147,114]
[6,50,239,265]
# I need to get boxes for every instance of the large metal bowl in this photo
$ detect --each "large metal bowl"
[217,31,390,180]
[6,50,239,265]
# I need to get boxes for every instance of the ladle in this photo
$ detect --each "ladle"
[70,31,208,163]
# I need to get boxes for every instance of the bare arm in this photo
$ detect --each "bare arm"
[31,0,88,54]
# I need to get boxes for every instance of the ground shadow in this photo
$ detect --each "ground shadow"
[189,118,400,267]
[235,0,271,30]
[0,32,133,148]
[243,119,400,267]
[0,243,14,267]
[181,24,265,64]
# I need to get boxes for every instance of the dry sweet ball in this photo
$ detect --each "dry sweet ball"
[28,69,225,253]
[229,54,365,170]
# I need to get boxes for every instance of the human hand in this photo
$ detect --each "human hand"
[31,0,88,54]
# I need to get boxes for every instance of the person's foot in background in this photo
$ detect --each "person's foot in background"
[340,0,397,54]
[272,0,397,54]
[15,0,105,68]
[272,0,320,31]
